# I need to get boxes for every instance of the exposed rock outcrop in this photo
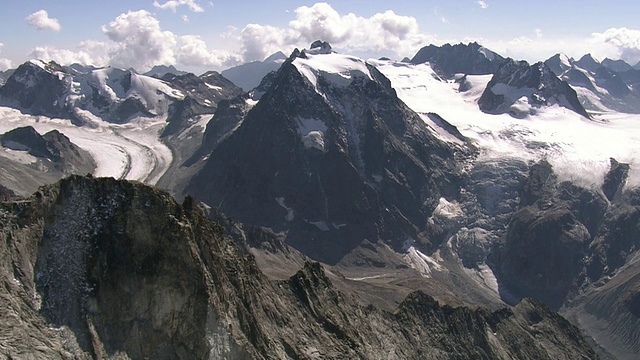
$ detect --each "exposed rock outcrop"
[0,176,600,359]
[478,59,590,118]
[410,42,506,76]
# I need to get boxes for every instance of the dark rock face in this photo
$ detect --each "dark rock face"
[187,51,464,264]
[410,42,506,76]
[602,158,630,201]
[478,59,590,118]
[161,71,243,136]
[309,40,332,54]
[0,60,71,119]
[493,161,609,309]
[0,176,600,359]
[606,61,628,77]
[500,205,590,308]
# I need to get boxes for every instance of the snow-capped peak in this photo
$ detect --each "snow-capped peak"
[292,52,373,90]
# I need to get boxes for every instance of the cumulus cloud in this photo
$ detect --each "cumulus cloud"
[176,35,241,68]
[102,10,177,71]
[591,27,640,64]
[476,1,489,9]
[27,10,241,72]
[29,40,112,67]
[153,0,204,13]
[237,2,431,62]
[25,10,61,32]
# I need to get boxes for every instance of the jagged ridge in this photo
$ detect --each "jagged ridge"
[0,175,599,359]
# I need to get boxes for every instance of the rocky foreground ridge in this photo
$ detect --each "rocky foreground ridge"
[0,176,598,359]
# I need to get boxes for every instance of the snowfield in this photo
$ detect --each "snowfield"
[293,53,373,90]
[371,59,640,188]
[0,107,172,185]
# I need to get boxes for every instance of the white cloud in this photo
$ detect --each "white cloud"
[153,0,204,13]
[182,15,189,22]
[102,10,177,71]
[29,40,112,67]
[535,28,543,39]
[0,43,11,71]
[591,27,640,64]
[25,10,61,32]
[176,35,241,68]
[476,1,489,9]
[27,10,242,72]
[237,3,431,62]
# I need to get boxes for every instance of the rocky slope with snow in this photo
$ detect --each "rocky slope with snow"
[478,59,589,118]
[545,53,640,114]
[3,41,640,358]
[0,60,242,196]
[186,48,465,264]
[0,175,600,359]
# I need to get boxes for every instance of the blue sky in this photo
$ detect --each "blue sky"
[2,1,640,72]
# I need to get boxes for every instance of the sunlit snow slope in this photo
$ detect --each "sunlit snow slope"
[371,59,640,188]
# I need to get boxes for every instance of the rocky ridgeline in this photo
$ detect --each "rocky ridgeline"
[478,59,590,118]
[0,60,241,131]
[0,176,598,359]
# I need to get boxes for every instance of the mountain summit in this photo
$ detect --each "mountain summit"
[478,59,590,118]
[410,42,506,76]
[187,46,464,263]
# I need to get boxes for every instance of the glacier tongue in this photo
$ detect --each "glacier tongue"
[0,107,172,185]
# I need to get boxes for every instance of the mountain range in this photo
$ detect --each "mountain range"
[1,41,640,359]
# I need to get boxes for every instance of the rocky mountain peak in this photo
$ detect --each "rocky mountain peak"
[0,59,71,119]
[478,59,590,118]
[308,40,333,54]
[544,53,573,76]
[410,42,506,76]
[602,58,633,73]
[576,53,602,73]
[186,51,464,263]
[0,126,95,175]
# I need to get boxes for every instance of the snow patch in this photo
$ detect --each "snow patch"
[432,197,464,219]
[404,246,443,278]
[297,117,327,151]
[205,83,223,91]
[276,197,295,221]
[309,220,330,231]
[478,47,495,61]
